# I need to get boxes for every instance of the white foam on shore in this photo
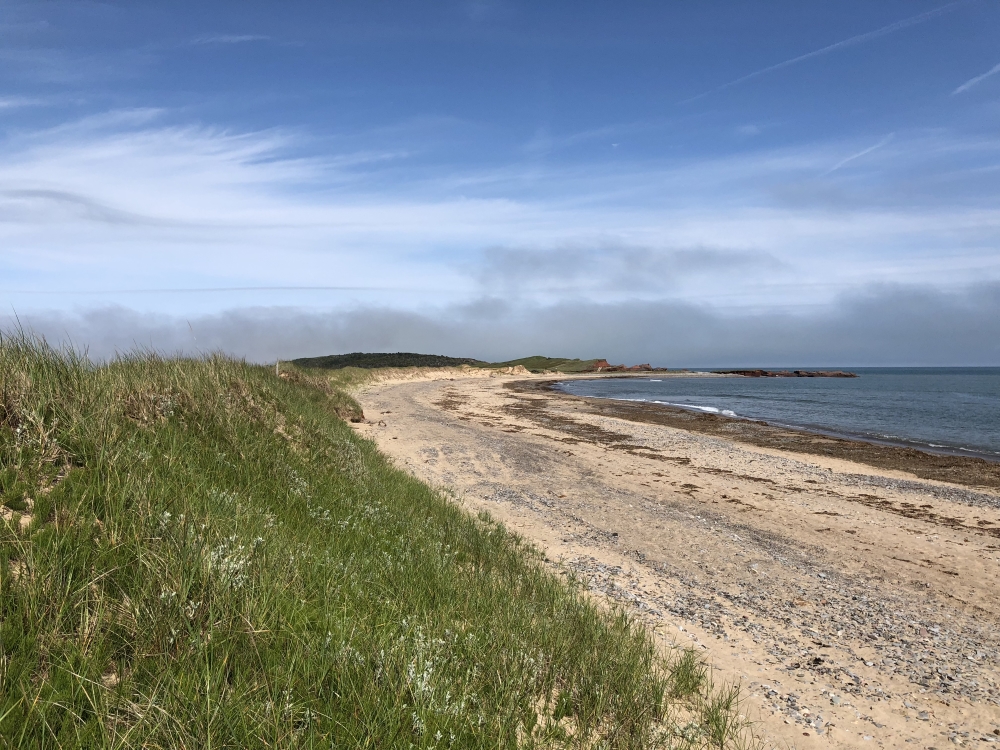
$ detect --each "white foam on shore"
[673,403,720,413]
[557,381,1000,459]
[651,400,738,417]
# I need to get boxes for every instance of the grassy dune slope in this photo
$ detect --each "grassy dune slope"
[0,335,749,749]
[478,357,601,374]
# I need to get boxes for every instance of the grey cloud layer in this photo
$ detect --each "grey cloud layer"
[473,244,783,293]
[10,282,999,367]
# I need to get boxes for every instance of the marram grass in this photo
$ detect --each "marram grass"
[0,333,754,748]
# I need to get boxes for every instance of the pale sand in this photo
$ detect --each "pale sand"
[351,372,1000,748]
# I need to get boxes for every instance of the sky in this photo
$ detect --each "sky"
[2,0,1000,365]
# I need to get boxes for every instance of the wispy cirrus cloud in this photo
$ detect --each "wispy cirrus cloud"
[953,62,1000,94]
[0,187,175,226]
[0,96,47,109]
[2,111,1000,318]
[684,0,969,102]
[189,34,269,45]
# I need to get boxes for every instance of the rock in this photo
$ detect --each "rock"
[712,369,858,378]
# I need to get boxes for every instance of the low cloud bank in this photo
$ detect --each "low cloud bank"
[472,243,784,294]
[8,282,1000,367]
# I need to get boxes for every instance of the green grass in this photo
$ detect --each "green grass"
[475,357,601,374]
[290,353,486,370]
[0,332,754,748]
[288,352,604,374]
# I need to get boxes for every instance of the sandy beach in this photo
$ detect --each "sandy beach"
[352,371,1000,749]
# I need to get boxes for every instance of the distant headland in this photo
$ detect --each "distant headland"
[290,352,670,374]
[290,353,858,378]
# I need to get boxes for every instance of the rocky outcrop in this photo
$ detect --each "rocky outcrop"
[588,360,657,373]
[714,369,858,378]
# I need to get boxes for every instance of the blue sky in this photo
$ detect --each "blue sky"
[3,1,1000,364]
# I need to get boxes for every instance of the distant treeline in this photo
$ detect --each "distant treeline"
[291,352,605,373]
[489,356,602,373]
[291,352,486,369]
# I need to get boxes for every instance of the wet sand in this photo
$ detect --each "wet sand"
[352,372,1000,749]
[532,378,1000,491]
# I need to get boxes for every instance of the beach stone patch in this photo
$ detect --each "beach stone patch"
[481,476,1000,708]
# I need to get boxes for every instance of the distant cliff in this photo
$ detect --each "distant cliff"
[589,359,657,372]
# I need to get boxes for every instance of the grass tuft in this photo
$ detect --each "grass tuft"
[668,648,707,700]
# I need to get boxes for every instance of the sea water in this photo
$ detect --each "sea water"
[555,368,1000,460]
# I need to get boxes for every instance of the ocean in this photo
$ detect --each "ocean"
[554,368,1000,461]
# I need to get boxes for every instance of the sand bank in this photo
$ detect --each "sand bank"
[352,373,1000,748]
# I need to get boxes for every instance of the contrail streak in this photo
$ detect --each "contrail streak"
[683,0,970,103]
[822,134,895,176]
[953,62,1000,94]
